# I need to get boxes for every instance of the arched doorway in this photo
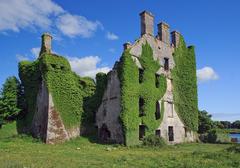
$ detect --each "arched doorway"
[99,124,111,142]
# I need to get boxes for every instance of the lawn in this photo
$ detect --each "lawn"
[0,122,239,168]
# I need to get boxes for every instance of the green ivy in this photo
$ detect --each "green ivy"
[17,53,104,133]
[171,36,198,131]
[17,60,41,132]
[118,43,167,146]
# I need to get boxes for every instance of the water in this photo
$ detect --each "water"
[229,133,240,143]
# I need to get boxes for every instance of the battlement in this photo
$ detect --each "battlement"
[39,32,52,56]
[139,11,181,47]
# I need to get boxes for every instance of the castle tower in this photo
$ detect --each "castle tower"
[171,31,181,47]
[39,33,52,56]
[140,11,154,36]
[158,22,170,45]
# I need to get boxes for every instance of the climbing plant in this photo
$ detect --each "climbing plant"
[118,42,167,146]
[171,36,198,131]
[18,53,101,132]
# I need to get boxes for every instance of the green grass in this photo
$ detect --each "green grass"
[0,122,240,168]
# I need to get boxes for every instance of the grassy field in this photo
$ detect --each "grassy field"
[0,122,239,168]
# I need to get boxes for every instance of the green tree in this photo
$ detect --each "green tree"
[232,120,240,129]
[220,121,231,129]
[198,110,214,134]
[0,76,22,125]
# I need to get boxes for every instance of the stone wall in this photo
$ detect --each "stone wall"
[96,69,124,143]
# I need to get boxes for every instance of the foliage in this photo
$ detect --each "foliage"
[82,72,107,126]
[231,120,240,129]
[142,134,166,147]
[171,36,198,131]
[18,53,100,132]
[17,60,41,132]
[0,76,22,124]
[198,110,214,134]
[118,43,167,146]
[227,145,240,153]
[220,121,231,129]
[201,129,231,144]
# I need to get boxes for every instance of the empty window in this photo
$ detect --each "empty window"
[164,58,169,71]
[139,68,144,83]
[103,108,107,117]
[168,126,174,141]
[155,101,160,120]
[167,102,174,118]
[139,97,145,116]
[155,129,161,137]
[51,64,56,69]
[139,125,145,140]
[185,127,187,137]
[155,74,160,88]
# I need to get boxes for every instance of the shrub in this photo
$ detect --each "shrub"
[227,145,240,153]
[142,134,166,147]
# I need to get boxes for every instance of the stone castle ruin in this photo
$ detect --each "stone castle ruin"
[17,11,198,145]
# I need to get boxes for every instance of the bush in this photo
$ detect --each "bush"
[200,129,231,143]
[227,145,240,153]
[142,134,166,147]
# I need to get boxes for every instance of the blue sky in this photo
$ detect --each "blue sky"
[0,0,239,121]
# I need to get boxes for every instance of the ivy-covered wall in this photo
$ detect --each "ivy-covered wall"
[118,43,167,146]
[17,53,104,134]
[17,60,41,132]
[171,36,198,131]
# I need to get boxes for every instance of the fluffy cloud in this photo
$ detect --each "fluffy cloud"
[67,56,111,78]
[16,54,29,61]
[56,14,102,38]
[31,47,40,58]
[106,32,119,40]
[197,66,219,82]
[0,0,63,32]
[0,0,103,38]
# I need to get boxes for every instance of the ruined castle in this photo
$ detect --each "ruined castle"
[17,11,198,145]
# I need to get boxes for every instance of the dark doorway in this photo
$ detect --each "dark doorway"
[139,125,145,140]
[164,58,169,71]
[139,68,144,83]
[99,124,111,142]
[155,129,161,137]
[139,97,145,116]
[155,101,160,120]
[168,126,174,141]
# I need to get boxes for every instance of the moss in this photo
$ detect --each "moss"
[118,43,167,146]
[171,36,198,131]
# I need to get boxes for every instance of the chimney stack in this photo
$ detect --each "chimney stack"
[40,33,52,56]
[171,31,181,47]
[158,22,170,45]
[140,11,154,36]
[123,42,132,50]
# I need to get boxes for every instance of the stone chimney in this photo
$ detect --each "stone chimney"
[158,22,170,45]
[140,11,154,36]
[40,33,52,56]
[171,31,181,47]
[123,42,132,50]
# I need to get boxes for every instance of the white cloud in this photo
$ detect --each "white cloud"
[106,32,119,40]
[0,0,63,32]
[0,0,103,38]
[16,54,29,61]
[67,56,111,78]
[197,66,219,83]
[31,47,40,58]
[56,14,102,38]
